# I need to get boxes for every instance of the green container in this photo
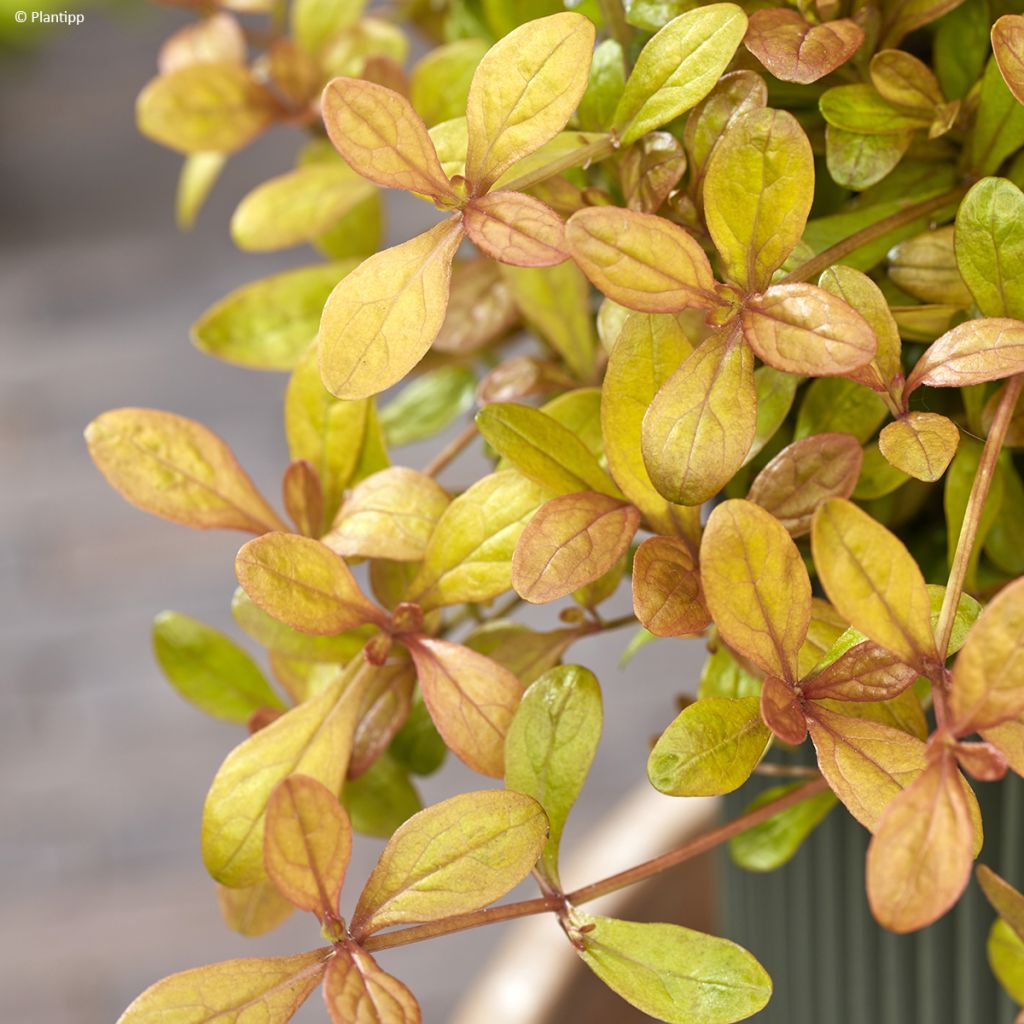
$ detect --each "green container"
[720,772,1024,1023]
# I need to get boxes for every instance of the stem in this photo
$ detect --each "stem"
[597,0,632,70]
[934,374,1023,662]
[500,135,619,195]
[423,422,478,479]
[779,186,967,286]
[360,777,827,952]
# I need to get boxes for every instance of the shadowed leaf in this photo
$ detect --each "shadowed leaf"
[410,38,488,127]
[964,56,1024,176]
[825,126,910,192]
[730,783,837,871]
[760,675,807,744]
[632,535,709,637]
[324,945,421,1024]
[888,226,972,306]
[744,9,863,85]
[217,880,294,938]
[620,131,687,213]
[464,192,568,267]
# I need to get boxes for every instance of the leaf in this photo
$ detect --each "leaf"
[741,283,877,376]
[747,433,863,537]
[464,192,568,267]
[158,12,246,73]
[730,783,838,872]
[601,312,698,537]
[236,533,384,635]
[409,470,549,609]
[989,918,1024,1005]
[464,13,595,191]
[152,611,283,723]
[579,39,627,131]
[504,665,602,885]
[477,403,618,497]
[85,408,284,533]
[291,0,365,55]
[744,9,863,85]
[819,83,933,136]
[701,499,811,682]
[825,126,910,192]
[217,880,294,938]
[576,915,772,1023]
[760,675,807,744]
[319,217,464,400]
[934,0,989,101]
[511,491,639,604]
[351,789,547,934]
[406,637,523,777]
[324,945,421,1024]
[870,47,946,110]
[811,498,937,671]
[866,755,974,932]
[620,131,688,213]
[324,468,450,562]
[955,176,1024,320]
[979,865,1024,941]
[231,164,376,252]
[950,577,1024,733]
[965,56,1024,177]
[632,536,710,637]
[379,366,476,446]
[642,327,757,506]
[805,704,927,830]
[994,15,1024,107]
[343,752,422,838]
[410,38,488,127]
[176,151,226,230]
[350,654,415,777]
[202,658,375,887]
[321,78,456,200]
[880,0,964,47]
[566,207,718,313]
[795,377,888,443]
[264,775,351,916]
[906,318,1024,394]
[136,62,278,154]
[878,412,959,482]
[116,949,329,1024]
[888,226,973,307]
[613,5,749,145]
[648,696,771,796]
[801,640,918,702]
[704,107,813,292]
[747,367,799,465]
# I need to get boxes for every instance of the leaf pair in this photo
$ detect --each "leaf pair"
[318,13,596,399]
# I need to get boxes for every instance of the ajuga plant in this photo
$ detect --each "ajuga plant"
[88,0,1024,1021]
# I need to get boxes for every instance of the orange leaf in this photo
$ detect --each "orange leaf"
[760,675,807,744]
[744,9,863,85]
[800,641,918,702]
[324,945,421,1024]
[878,412,959,482]
[993,15,1024,107]
[463,191,568,267]
[632,536,710,637]
[906,318,1024,393]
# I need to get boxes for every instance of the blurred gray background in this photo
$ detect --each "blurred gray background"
[0,6,707,1021]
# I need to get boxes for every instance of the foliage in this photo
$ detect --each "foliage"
[91,0,1024,1019]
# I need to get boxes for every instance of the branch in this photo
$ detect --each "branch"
[423,422,479,479]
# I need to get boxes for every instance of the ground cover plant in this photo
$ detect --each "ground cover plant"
[90,0,1024,1020]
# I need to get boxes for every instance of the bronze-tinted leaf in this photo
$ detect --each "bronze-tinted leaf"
[324,945,421,1024]
[869,48,945,112]
[887,226,973,307]
[993,15,1024,106]
[878,412,959,482]
[216,880,294,938]
[800,640,918,702]
[434,258,520,355]
[905,319,1024,394]
[632,535,710,637]
[619,131,687,213]
[978,865,1024,941]
[463,191,568,267]
[744,9,863,85]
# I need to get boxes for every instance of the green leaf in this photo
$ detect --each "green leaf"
[964,57,1024,177]
[193,263,357,371]
[576,915,772,1023]
[934,0,989,101]
[323,944,421,1024]
[944,435,1005,592]
[85,408,285,534]
[888,226,973,307]
[176,151,225,230]
[202,657,376,887]
[746,367,798,465]
[648,696,771,796]
[730,783,838,872]
[116,949,329,1024]
[152,611,283,723]
[989,918,1024,1005]
[820,83,933,136]
[342,752,422,838]
[704,107,813,291]
[880,0,964,47]
[578,39,627,131]
[698,645,762,700]
[504,665,602,886]
[410,38,488,127]
[291,0,365,55]
[794,377,888,443]
[389,694,448,777]
[613,5,749,145]
[351,789,547,934]
[825,126,910,192]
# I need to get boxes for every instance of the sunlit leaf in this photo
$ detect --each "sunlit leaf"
[464,192,568,267]
[152,611,283,723]
[406,637,523,777]
[264,775,351,916]
[701,499,811,682]
[811,498,937,670]
[613,5,749,145]
[324,945,421,1024]
[632,535,709,637]
[512,491,639,604]
[86,408,285,534]
[704,107,813,291]
[319,217,464,400]
[202,658,375,887]
[906,318,1024,394]
[878,412,959,482]
[351,789,547,934]
[744,9,863,85]
[866,755,974,932]
[566,206,718,313]
[870,48,945,111]
[505,665,602,885]
[216,880,294,938]
[464,13,595,191]
[642,327,757,506]
[648,696,771,796]
[116,949,329,1024]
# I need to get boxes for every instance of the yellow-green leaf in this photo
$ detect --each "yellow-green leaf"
[642,327,757,506]
[116,949,329,1024]
[989,918,1024,1005]
[216,880,294,938]
[504,665,602,886]
[632,535,709,637]
[566,207,718,313]
[811,498,937,670]
[878,412,959,482]
[235,533,384,635]
[701,499,811,682]
[292,0,365,56]
[176,151,226,230]
[322,77,456,200]
[648,696,771,796]
[613,5,749,146]
[819,83,934,135]
[85,408,284,533]
[319,217,464,400]
[410,38,488,127]
[887,226,973,307]
[264,774,352,916]
[152,611,283,723]
[158,12,246,73]
[351,789,547,934]
[464,191,568,267]
[704,108,813,291]
[324,945,421,1024]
